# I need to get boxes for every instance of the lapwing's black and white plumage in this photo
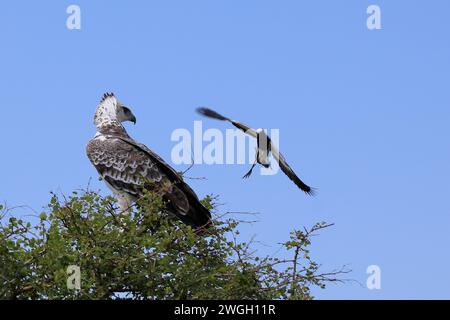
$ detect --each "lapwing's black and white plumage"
[86,93,212,231]
[197,107,315,195]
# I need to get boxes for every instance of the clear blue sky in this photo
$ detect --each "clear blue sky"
[1,1,449,299]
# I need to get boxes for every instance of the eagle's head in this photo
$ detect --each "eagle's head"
[94,92,136,128]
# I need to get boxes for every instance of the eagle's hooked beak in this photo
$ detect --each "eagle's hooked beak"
[121,106,137,125]
[130,113,137,125]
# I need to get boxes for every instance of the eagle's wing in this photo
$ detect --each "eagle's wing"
[87,137,211,228]
[87,137,159,197]
[270,143,316,196]
[196,107,258,138]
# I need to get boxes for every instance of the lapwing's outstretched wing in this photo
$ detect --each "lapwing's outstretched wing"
[197,107,316,195]
[270,143,316,196]
[196,107,258,138]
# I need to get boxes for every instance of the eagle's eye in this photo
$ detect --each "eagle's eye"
[122,107,131,115]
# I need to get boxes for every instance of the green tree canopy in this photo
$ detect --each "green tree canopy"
[0,189,349,300]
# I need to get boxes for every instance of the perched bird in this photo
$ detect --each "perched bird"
[196,107,315,195]
[86,93,211,230]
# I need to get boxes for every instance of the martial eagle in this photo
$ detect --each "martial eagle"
[86,93,211,230]
[196,107,315,195]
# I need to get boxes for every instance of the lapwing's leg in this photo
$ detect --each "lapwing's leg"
[243,161,258,179]
[243,149,259,179]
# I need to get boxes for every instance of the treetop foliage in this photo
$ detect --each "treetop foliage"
[0,189,349,300]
